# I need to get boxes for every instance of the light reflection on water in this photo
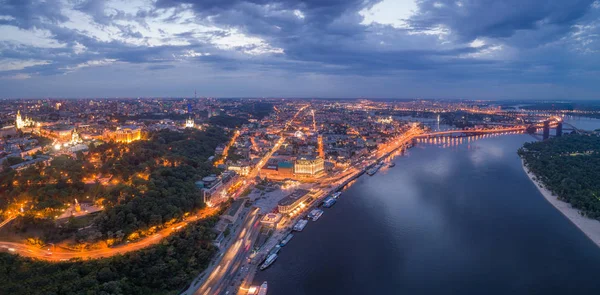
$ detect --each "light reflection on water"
[254,133,600,295]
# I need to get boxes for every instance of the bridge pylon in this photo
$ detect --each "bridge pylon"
[543,121,550,140]
[556,122,563,137]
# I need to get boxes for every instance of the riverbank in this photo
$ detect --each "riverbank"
[521,159,600,248]
[235,131,421,294]
[253,135,600,295]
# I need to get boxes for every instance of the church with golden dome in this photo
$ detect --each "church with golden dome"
[15,110,36,130]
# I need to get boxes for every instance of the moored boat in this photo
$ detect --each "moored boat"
[260,254,277,270]
[269,245,281,255]
[293,219,308,231]
[280,233,294,246]
[322,196,336,208]
[308,209,323,221]
[367,162,384,175]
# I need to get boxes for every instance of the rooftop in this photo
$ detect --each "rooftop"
[278,161,294,168]
[225,199,246,217]
[278,189,310,207]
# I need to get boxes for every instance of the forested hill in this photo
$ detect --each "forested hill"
[0,127,229,246]
[93,127,229,240]
[0,128,231,295]
[0,215,219,295]
[518,134,600,219]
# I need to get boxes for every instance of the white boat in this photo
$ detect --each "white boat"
[322,197,336,208]
[367,162,384,176]
[280,233,293,246]
[269,245,281,255]
[258,281,268,295]
[308,209,323,221]
[293,219,308,231]
[260,254,277,270]
[331,192,342,199]
[366,167,377,176]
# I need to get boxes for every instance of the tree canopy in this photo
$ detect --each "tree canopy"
[519,134,600,219]
[0,216,219,295]
[1,127,229,244]
[208,115,248,128]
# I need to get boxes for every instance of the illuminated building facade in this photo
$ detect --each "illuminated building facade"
[277,189,310,214]
[111,126,142,143]
[40,124,75,142]
[197,171,238,207]
[376,116,393,124]
[260,213,283,227]
[294,157,325,176]
[15,110,36,129]
[185,117,195,128]
[228,164,251,176]
[70,128,82,145]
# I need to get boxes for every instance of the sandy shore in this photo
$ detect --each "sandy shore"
[521,159,600,248]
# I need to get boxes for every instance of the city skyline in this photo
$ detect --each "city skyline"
[2,1,600,294]
[1,0,600,99]
[1,96,600,294]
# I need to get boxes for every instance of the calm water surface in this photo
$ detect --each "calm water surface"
[254,132,600,295]
[563,116,600,131]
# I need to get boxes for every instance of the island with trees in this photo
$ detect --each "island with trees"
[518,134,600,219]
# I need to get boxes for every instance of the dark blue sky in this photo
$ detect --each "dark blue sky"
[1,0,599,99]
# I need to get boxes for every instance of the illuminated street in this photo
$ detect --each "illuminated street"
[185,208,260,295]
[0,207,217,261]
[3,1,600,294]
[0,94,590,295]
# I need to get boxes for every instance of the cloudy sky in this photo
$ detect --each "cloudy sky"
[0,0,599,99]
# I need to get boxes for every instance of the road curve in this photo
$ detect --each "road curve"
[0,207,217,261]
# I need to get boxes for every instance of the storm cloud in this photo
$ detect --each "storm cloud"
[0,0,599,99]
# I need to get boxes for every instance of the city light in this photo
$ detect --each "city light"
[0,96,590,295]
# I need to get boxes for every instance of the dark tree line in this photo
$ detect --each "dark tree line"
[208,115,248,128]
[519,134,600,219]
[0,216,219,295]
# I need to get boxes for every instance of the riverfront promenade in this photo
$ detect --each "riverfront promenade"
[227,126,424,295]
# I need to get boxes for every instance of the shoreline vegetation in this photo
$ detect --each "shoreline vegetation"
[521,160,600,247]
[518,134,600,248]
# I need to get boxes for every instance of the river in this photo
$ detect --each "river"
[253,119,600,295]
